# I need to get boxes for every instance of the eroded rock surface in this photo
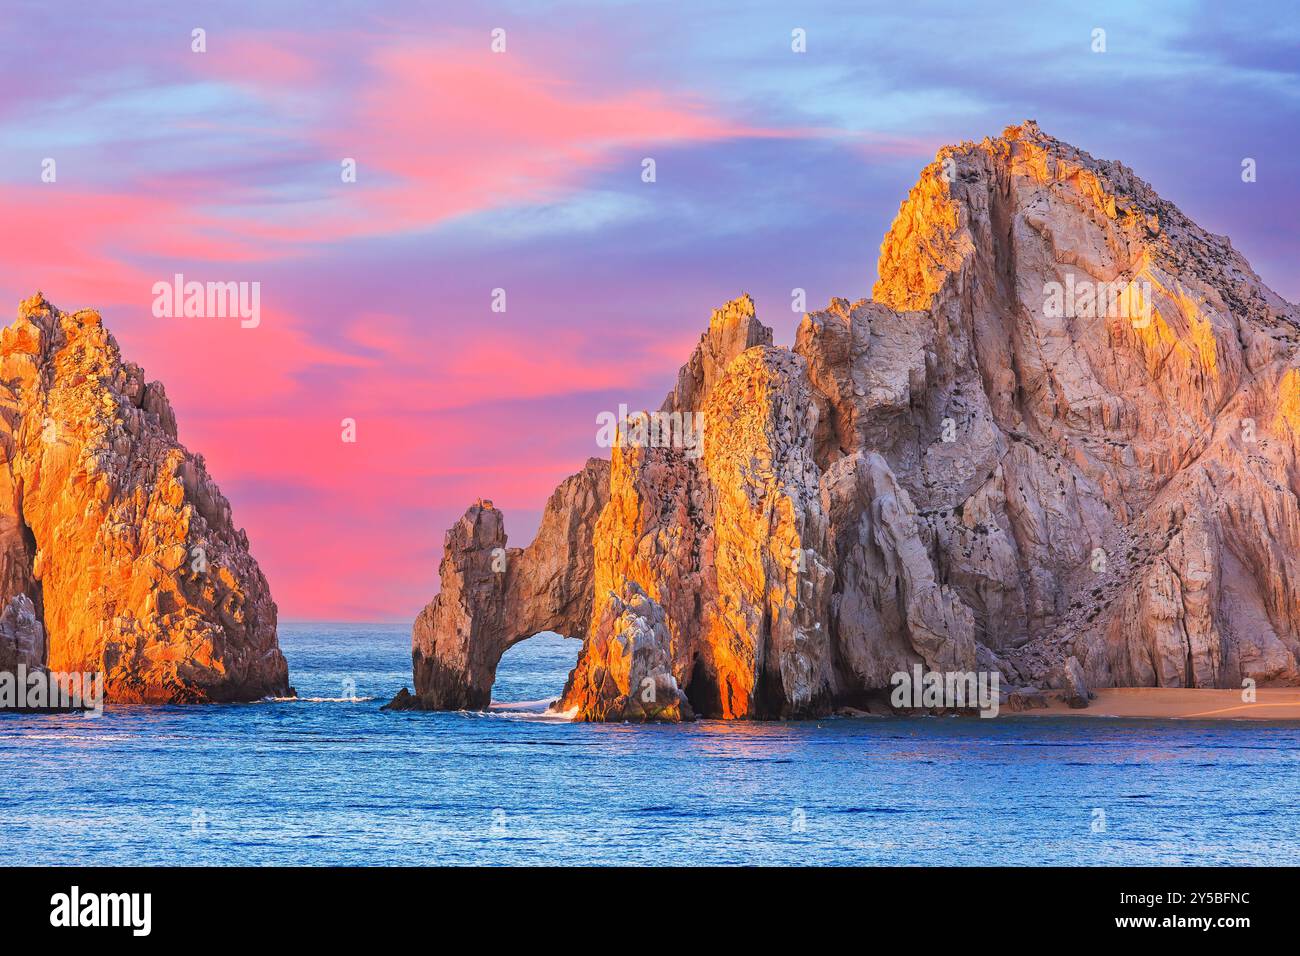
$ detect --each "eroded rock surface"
[0,594,44,673]
[0,294,289,703]
[560,582,693,721]
[394,458,610,710]
[404,121,1300,720]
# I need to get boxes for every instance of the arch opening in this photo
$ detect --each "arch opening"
[487,631,582,715]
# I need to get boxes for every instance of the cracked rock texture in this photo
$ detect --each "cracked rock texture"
[402,121,1300,719]
[560,582,694,721]
[0,294,290,702]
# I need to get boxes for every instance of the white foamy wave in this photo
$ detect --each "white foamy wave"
[263,696,377,703]
[484,698,576,722]
[488,697,555,713]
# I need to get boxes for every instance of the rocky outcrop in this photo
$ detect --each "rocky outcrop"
[661,294,772,414]
[403,121,1300,720]
[0,594,44,673]
[560,582,693,721]
[1048,656,1091,709]
[0,294,290,703]
[820,450,978,689]
[559,344,838,719]
[391,458,609,710]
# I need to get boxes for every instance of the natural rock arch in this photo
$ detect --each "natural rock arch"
[388,459,609,710]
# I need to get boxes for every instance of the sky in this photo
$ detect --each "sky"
[1,0,1296,621]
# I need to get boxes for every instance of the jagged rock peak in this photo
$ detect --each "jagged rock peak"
[662,292,772,413]
[875,119,1291,327]
[0,293,290,703]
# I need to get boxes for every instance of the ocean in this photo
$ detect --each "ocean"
[2,622,1297,865]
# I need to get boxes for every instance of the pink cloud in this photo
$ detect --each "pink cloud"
[195,32,329,89]
[342,42,780,236]
[0,29,799,620]
[332,313,662,414]
[172,31,786,245]
[3,33,793,298]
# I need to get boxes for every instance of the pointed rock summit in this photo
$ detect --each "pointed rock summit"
[0,294,290,702]
[398,121,1300,719]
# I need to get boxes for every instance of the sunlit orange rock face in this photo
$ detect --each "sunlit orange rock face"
[0,294,290,702]
[403,121,1300,720]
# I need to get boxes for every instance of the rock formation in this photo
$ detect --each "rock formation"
[390,459,609,710]
[0,294,290,703]
[398,121,1300,720]
[560,582,694,722]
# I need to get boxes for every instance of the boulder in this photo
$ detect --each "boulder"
[1049,656,1092,709]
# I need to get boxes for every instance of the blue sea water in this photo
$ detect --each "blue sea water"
[2,622,1298,866]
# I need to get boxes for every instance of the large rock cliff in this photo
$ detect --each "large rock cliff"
[0,294,290,703]
[399,121,1300,719]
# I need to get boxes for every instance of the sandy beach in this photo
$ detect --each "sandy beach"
[1025,687,1300,720]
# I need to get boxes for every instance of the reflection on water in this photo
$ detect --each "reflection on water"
[1,622,1298,865]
